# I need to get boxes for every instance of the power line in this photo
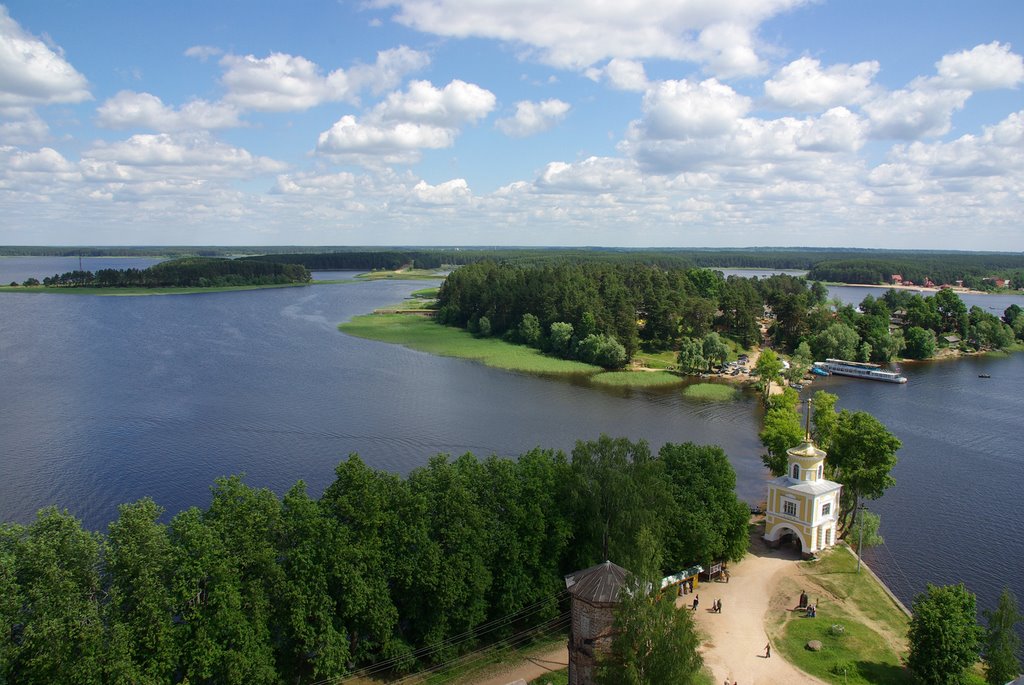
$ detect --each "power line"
[316,588,569,684]
[386,611,571,685]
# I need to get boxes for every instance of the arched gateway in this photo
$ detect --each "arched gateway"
[763,400,842,557]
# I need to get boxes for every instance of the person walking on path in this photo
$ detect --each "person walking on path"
[692,594,699,611]
[764,642,771,658]
[717,598,723,613]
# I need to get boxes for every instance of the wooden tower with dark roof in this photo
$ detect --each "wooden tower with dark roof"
[564,560,629,685]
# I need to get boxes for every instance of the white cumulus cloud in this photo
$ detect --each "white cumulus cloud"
[933,41,1024,90]
[316,115,454,163]
[371,0,807,75]
[536,156,642,193]
[81,133,286,183]
[220,46,429,112]
[863,87,970,139]
[496,99,570,137]
[639,78,750,139]
[697,22,762,78]
[0,5,90,106]
[0,107,47,144]
[794,107,867,152]
[97,91,242,131]
[587,58,649,91]
[316,79,495,163]
[412,178,471,204]
[764,57,879,110]
[376,79,495,126]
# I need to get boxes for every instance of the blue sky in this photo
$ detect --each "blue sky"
[1,1,1022,249]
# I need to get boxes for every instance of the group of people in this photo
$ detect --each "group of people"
[796,589,817,617]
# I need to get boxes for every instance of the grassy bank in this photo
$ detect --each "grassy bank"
[354,269,446,281]
[770,546,912,685]
[591,371,684,387]
[683,383,739,401]
[340,314,599,374]
[769,545,994,685]
[0,283,310,296]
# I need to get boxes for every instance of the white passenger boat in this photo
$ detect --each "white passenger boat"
[815,359,907,383]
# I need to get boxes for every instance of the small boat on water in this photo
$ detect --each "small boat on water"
[811,366,830,377]
[816,359,908,384]
[979,374,991,378]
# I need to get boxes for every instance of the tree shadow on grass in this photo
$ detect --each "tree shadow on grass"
[855,660,912,684]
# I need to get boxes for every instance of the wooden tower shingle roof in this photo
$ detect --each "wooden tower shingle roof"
[564,560,629,606]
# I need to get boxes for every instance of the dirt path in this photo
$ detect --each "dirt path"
[486,524,909,685]
[686,532,826,685]
[474,645,567,685]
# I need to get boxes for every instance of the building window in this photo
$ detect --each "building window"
[783,500,797,517]
[791,464,800,479]
[825,529,832,545]
[817,465,823,479]
[822,502,831,517]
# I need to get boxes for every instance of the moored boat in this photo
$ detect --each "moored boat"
[816,359,907,383]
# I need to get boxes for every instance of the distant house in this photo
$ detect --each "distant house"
[891,274,903,285]
[943,335,961,345]
[923,277,935,287]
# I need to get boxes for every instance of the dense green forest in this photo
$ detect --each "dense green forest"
[434,261,768,367]
[432,261,1023,370]
[247,247,1024,284]
[0,437,748,684]
[6,246,1023,286]
[25,258,311,288]
[808,256,1024,288]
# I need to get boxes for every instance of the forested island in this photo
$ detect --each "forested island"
[0,437,749,683]
[11,257,311,289]
[430,260,1023,372]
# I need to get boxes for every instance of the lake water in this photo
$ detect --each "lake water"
[1,258,1022,626]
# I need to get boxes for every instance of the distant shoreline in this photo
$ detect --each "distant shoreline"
[0,282,312,296]
[824,281,991,296]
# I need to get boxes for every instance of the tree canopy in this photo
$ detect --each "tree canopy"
[0,437,750,683]
[982,588,1023,685]
[908,583,984,685]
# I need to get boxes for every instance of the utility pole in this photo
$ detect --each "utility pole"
[856,501,867,573]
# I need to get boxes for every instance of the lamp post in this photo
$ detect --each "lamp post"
[856,501,867,574]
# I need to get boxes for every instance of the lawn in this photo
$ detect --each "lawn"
[773,546,913,685]
[339,314,599,374]
[632,349,679,370]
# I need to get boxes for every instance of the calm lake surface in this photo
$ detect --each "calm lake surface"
[1,258,1022,624]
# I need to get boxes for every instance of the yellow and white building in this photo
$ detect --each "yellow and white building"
[764,432,842,556]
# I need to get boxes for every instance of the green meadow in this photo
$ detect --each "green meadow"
[339,314,600,374]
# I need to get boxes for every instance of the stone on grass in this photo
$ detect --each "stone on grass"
[806,640,823,651]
